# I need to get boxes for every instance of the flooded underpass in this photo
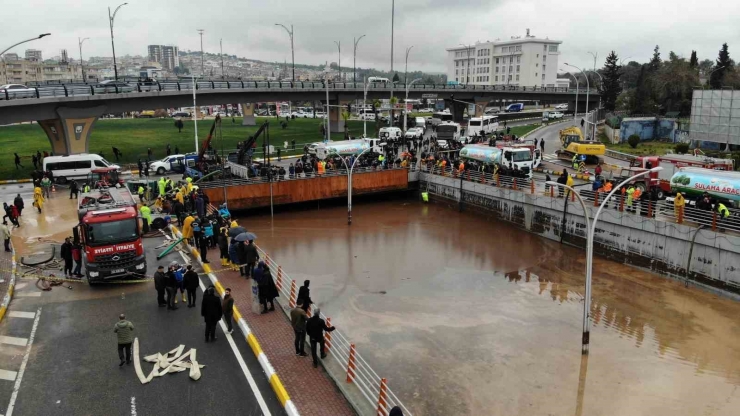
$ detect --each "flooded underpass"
[238,200,740,416]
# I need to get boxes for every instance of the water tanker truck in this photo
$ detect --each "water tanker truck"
[670,167,740,207]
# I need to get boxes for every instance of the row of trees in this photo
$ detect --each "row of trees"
[581,43,740,116]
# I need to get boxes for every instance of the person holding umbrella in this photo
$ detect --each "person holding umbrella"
[234,232,258,278]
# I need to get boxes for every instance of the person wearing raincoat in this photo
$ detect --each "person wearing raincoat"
[32,186,44,213]
[182,214,195,241]
[185,177,194,193]
[626,185,635,212]
[158,177,167,197]
[139,204,152,233]
[218,204,231,219]
[674,192,685,221]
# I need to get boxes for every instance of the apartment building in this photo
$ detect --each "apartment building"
[0,58,82,84]
[147,45,179,71]
[446,30,562,87]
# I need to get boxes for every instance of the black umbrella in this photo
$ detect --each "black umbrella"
[234,232,257,242]
[228,226,246,237]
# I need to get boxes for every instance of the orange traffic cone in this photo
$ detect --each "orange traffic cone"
[52,185,56,193]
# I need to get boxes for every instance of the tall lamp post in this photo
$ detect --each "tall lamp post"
[275,23,295,81]
[353,35,365,84]
[363,76,369,137]
[404,78,422,133]
[1,33,51,84]
[404,46,414,86]
[565,63,589,131]
[560,69,578,122]
[588,70,604,139]
[334,41,341,81]
[459,43,472,84]
[108,2,128,81]
[78,37,89,82]
[197,29,204,77]
[547,167,661,354]
[329,147,374,225]
[220,38,225,79]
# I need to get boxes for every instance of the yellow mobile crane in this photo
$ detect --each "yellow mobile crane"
[555,127,605,165]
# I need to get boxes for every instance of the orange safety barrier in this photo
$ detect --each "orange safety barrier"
[678,206,684,224]
[289,279,297,308]
[550,186,554,198]
[466,170,471,181]
[712,211,717,231]
[480,172,486,184]
[264,252,271,267]
[530,179,535,194]
[324,317,333,352]
[594,191,599,207]
[619,189,625,212]
[571,189,575,202]
[276,266,283,291]
[377,378,389,416]
[513,178,518,191]
[496,174,500,187]
[346,343,357,383]
[647,200,653,218]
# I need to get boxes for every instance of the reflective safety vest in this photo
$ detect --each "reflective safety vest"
[137,186,144,195]
[718,203,730,218]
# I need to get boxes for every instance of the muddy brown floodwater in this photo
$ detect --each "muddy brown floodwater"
[242,200,740,416]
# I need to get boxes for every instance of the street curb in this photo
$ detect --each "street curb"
[0,245,18,324]
[169,225,300,416]
[520,118,571,139]
[0,179,32,185]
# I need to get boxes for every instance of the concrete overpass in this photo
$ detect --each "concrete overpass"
[0,80,599,155]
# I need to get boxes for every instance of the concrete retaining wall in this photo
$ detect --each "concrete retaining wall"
[420,172,740,295]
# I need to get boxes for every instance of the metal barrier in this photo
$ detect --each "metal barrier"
[255,247,413,416]
[420,163,535,192]
[2,79,599,101]
[604,149,637,162]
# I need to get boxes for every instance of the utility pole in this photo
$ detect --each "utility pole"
[334,41,341,82]
[404,46,414,86]
[78,37,89,82]
[275,23,295,81]
[220,38,225,79]
[198,29,204,77]
[390,0,395,114]
[108,3,128,81]
[353,35,365,84]
[1,34,51,84]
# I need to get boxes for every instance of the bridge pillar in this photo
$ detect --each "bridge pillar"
[240,103,256,126]
[38,105,107,156]
[445,99,466,124]
[328,100,350,134]
[474,97,490,117]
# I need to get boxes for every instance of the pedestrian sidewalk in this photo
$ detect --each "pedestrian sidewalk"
[215,268,355,416]
[0,244,17,323]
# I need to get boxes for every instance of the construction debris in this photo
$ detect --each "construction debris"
[133,338,204,384]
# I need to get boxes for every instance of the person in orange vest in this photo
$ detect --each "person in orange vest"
[599,180,613,208]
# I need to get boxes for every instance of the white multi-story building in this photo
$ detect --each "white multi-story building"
[147,45,179,71]
[446,30,561,87]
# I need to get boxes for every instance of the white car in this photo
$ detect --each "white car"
[548,112,565,119]
[149,154,185,175]
[404,127,424,139]
[314,112,327,119]
[417,108,434,113]
[555,104,568,110]
[0,84,36,100]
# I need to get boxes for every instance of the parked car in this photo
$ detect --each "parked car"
[548,111,564,119]
[414,116,426,128]
[149,154,185,175]
[171,111,191,118]
[0,84,36,100]
[404,127,424,140]
[96,80,133,93]
[485,108,500,115]
[417,108,434,113]
[555,104,568,110]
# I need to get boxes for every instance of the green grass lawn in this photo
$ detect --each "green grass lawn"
[0,117,379,179]
[604,139,678,156]
[509,124,540,138]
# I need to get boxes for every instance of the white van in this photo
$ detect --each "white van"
[467,115,499,137]
[358,108,376,120]
[43,154,120,184]
[379,127,403,142]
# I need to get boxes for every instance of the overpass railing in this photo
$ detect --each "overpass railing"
[420,166,740,234]
[254,245,413,416]
[3,79,598,101]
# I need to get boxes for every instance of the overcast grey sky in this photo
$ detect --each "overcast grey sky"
[4,0,739,74]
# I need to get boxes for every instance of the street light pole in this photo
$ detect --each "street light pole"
[108,3,127,81]
[566,63,589,134]
[330,146,374,225]
[274,23,295,81]
[334,41,341,82]
[353,35,365,84]
[197,29,204,77]
[220,38,225,79]
[389,0,395,117]
[560,69,578,122]
[192,74,199,153]
[404,78,422,133]
[404,46,414,86]
[78,37,89,82]
[547,167,661,354]
[588,70,604,139]
[1,33,51,84]
[363,76,368,137]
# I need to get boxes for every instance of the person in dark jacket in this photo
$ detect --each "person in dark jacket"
[165,265,179,310]
[201,285,223,342]
[389,406,404,416]
[153,265,166,307]
[61,237,74,277]
[222,288,234,334]
[173,200,185,225]
[305,308,336,368]
[290,302,308,356]
[217,228,230,267]
[229,238,240,272]
[245,240,258,278]
[254,261,278,313]
[183,265,199,307]
[297,280,312,312]
[70,181,79,199]
[13,194,24,216]
[195,194,205,219]
[236,241,249,277]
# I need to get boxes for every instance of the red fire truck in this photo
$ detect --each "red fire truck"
[625,154,734,198]
[74,187,147,284]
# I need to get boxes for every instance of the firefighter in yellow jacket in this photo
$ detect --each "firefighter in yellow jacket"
[32,186,44,213]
